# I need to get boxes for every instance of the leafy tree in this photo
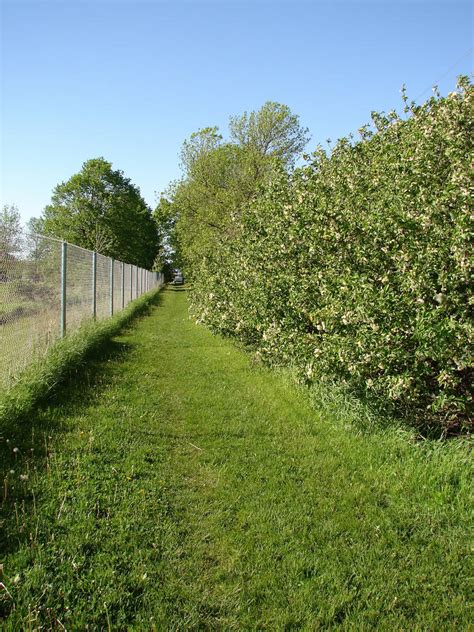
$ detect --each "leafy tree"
[42,158,159,268]
[180,126,223,175]
[229,101,310,166]
[25,216,54,264]
[26,216,45,236]
[0,204,23,256]
[154,102,309,274]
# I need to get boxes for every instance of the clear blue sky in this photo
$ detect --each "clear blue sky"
[1,0,472,225]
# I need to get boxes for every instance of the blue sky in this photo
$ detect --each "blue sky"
[1,0,472,225]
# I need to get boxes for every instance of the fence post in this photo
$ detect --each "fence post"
[136,266,139,299]
[130,265,133,303]
[92,251,97,320]
[110,258,114,316]
[60,241,67,337]
[121,262,125,310]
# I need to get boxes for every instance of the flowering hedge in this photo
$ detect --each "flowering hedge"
[190,79,473,434]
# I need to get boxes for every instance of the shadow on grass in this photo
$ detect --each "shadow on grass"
[0,291,163,557]
[165,284,188,293]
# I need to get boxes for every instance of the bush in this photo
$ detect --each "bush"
[190,78,473,435]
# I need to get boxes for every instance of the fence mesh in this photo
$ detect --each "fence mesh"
[66,243,94,330]
[0,231,164,387]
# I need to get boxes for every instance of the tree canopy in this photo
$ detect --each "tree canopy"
[154,102,309,273]
[42,158,159,268]
[229,101,310,166]
[0,204,22,256]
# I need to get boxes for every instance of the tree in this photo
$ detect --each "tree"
[154,102,309,276]
[26,216,45,236]
[229,101,310,167]
[0,204,23,256]
[180,126,223,175]
[25,216,52,263]
[42,158,159,268]
[155,143,269,274]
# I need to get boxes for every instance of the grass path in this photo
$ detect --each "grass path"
[1,287,471,629]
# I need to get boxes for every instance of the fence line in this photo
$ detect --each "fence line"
[0,231,164,386]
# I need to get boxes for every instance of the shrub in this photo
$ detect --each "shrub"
[190,78,473,435]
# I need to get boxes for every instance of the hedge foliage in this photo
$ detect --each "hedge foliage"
[189,78,473,435]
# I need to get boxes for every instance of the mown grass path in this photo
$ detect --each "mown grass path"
[1,287,471,629]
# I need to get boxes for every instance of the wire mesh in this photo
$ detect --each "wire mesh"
[113,259,122,315]
[123,263,132,308]
[0,233,62,385]
[66,243,94,330]
[132,265,138,301]
[95,252,111,320]
[0,230,163,387]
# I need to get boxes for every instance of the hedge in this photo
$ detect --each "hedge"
[190,78,473,435]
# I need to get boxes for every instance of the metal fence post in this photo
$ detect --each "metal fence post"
[92,251,97,320]
[110,258,114,316]
[130,265,133,303]
[60,241,67,337]
[136,266,139,299]
[121,262,125,310]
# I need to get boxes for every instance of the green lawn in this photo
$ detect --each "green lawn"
[0,287,471,629]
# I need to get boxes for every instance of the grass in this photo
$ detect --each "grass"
[0,287,163,431]
[0,287,471,629]
[0,280,142,388]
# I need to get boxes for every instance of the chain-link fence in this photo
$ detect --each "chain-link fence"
[0,231,164,387]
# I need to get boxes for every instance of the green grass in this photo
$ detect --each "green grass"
[0,287,163,432]
[0,283,40,316]
[1,287,471,629]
